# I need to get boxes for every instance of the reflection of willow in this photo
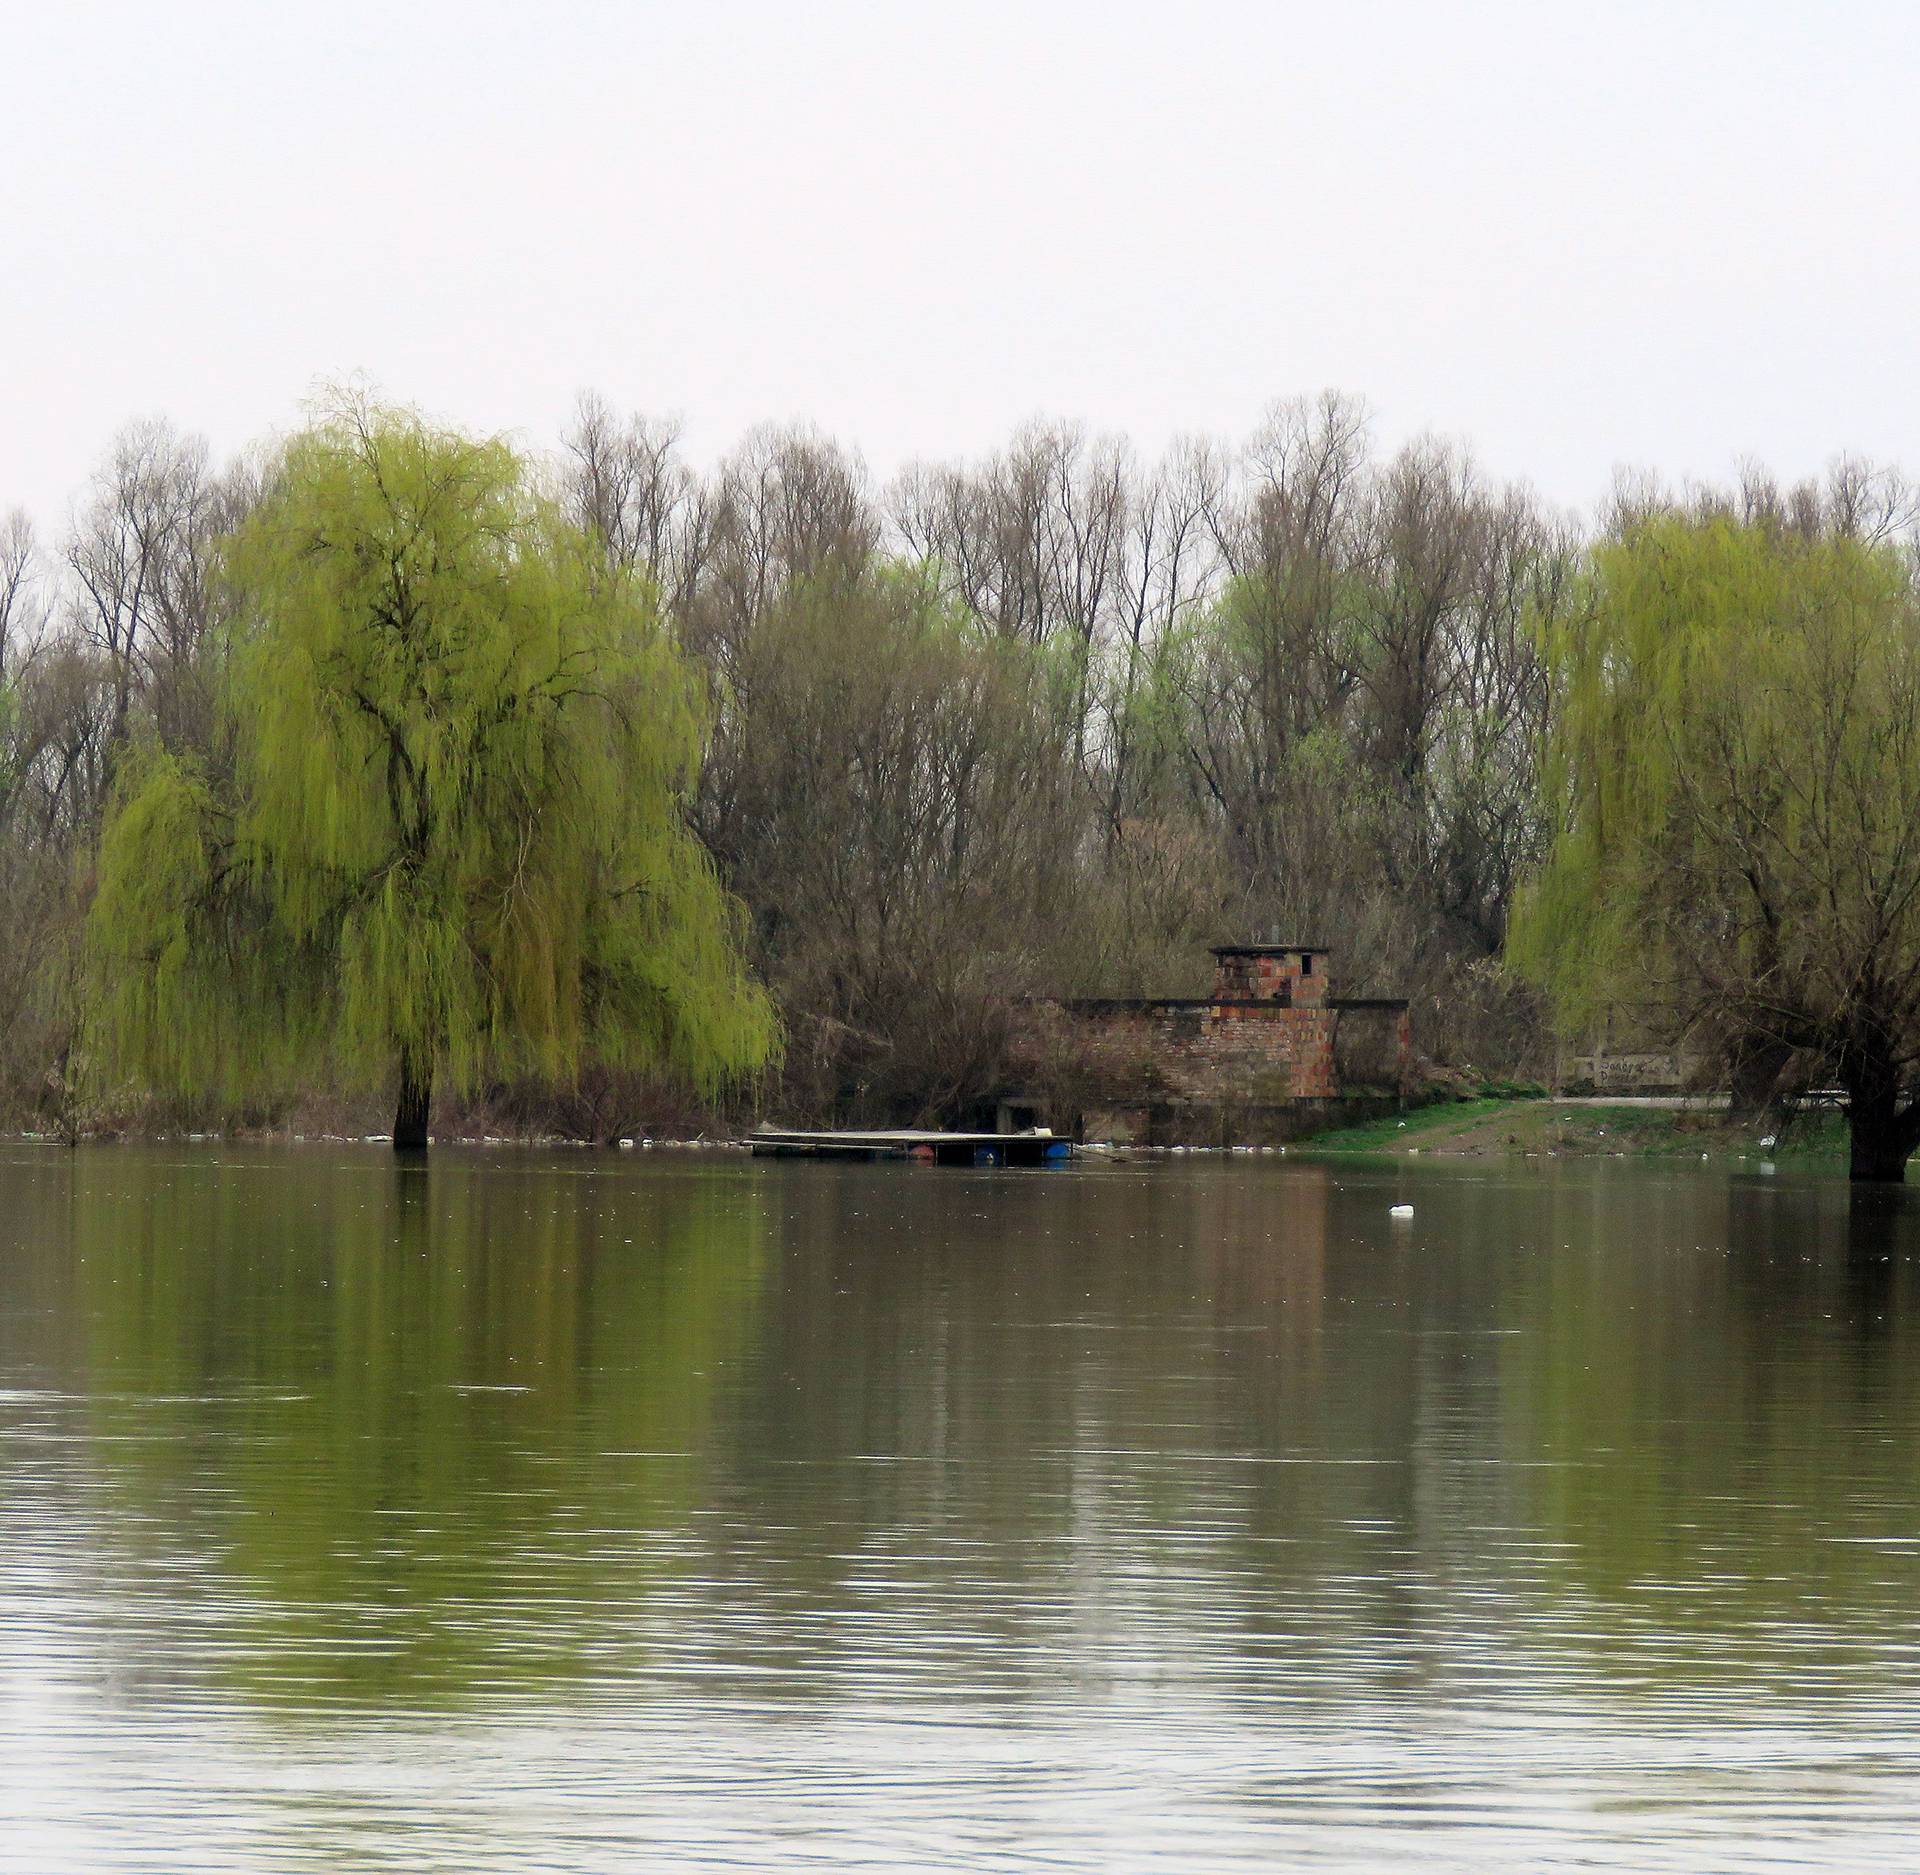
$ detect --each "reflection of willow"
[69,1151,767,1707]
[1507,1174,1920,1671]
[714,1164,1920,1704]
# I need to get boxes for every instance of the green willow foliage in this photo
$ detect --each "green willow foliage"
[1,396,1579,1128]
[1512,514,1920,1173]
[89,401,777,1122]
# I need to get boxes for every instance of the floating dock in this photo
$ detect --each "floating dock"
[747,1127,1071,1167]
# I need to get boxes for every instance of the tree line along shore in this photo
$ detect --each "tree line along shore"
[4,389,1920,1175]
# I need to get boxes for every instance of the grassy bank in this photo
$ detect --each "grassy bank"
[1304,1096,1847,1164]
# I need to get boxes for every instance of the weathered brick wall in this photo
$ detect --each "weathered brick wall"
[1024,1000,1338,1102]
[1000,981,1415,1151]
[1211,949,1330,1006]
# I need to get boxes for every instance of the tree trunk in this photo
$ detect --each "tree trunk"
[1844,1066,1920,1182]
[394,1053,432,1152]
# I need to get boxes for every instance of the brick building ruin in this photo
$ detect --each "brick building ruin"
[1005,944,1415,1146]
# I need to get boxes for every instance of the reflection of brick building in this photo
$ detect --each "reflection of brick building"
[1009,945,1414,1145]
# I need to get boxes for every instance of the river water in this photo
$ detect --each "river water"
[4,1143,1920,1870]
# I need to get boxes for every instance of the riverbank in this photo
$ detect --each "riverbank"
[3,1092,1855,1165]
[1303,1095,1846,1164]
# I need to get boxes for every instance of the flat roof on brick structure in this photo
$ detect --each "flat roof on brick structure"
[1209,943,1329,956]
[1054,996,1405,1014]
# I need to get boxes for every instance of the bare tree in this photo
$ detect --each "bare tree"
[0,508,46,690]
[560,392,712,615]
[680,423,878,740]
[1094,436,1224,837]
[66,419,223,756]
[894,422,1132,651]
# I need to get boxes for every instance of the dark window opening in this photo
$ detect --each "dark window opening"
[1301,954,1313,975]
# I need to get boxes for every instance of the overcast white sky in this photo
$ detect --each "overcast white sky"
[5,0,1917,528]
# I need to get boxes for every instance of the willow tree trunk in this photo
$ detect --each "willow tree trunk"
[394,1052,432,1152]
[1844,1063,1920,1183]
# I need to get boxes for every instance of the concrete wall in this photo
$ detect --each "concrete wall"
[1331,1001,1414,1095]
[1560,1050,1698,1095]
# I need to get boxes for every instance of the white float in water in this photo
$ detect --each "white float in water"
[1389,1204,1415,1220]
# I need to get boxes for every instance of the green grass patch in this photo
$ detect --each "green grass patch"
[1471,1079,1551,1102]
[1302,1097,1853,1167]
[1767,1112,1848,1160]
[1305,1097,1523,1153]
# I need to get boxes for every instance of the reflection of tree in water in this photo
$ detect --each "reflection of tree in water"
[717,1163,1920,1703]
[1840,1186,1905,1349]
[1509,1171,1920,1673]
[23,1150,1920,1719]
[710,1162,1459,1690]
[60,1149,768,1708]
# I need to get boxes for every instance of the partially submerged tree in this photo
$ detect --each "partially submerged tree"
[1512,507,1920,1180]
[89,397,777,1146]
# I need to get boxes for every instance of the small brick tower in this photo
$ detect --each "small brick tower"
[1015,939,1412,1142]
[1210,944,1331,1008]
[1203,944,1340,1096]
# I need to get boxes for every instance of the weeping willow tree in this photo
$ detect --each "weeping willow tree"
[89,397,777,1147]
[1511,512,1920,1180]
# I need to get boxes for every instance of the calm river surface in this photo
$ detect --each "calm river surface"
[5,1144,1920,1870]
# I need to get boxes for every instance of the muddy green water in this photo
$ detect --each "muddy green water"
[4,1144,1920,1870]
